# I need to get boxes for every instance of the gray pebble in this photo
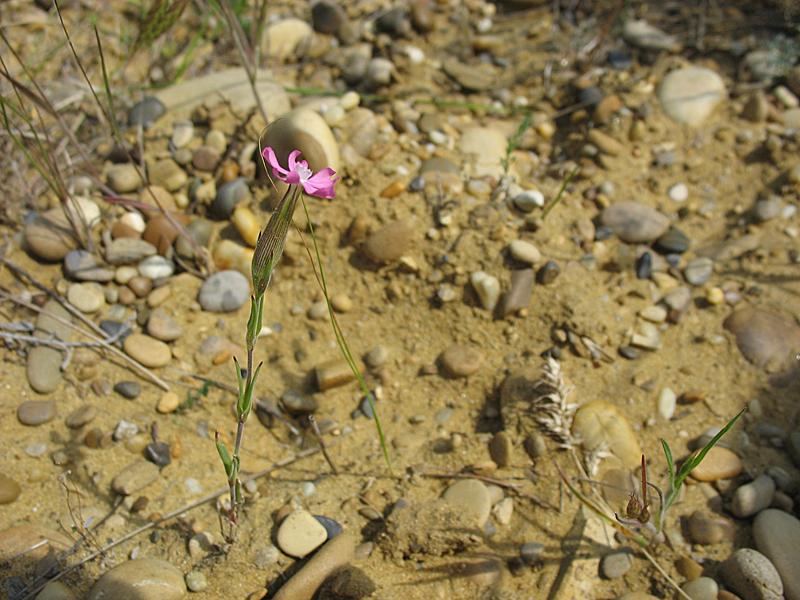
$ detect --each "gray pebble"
[185,570,207,592]
[65,404,97,428]
[684,258,714,285]
[721,548,783,600]
[731,474,776,518]
[212,178,250,219]
[64,250,114,282]
[17,400,56,426]
[114,381,141,400]
[520,542,544,565]
[681,576,718,600]
[601,551,633,579]
[128,96,166,128]
[198,270,249,312]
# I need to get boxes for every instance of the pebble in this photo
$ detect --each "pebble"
[65,404,96,428]
[631,321,661,350]
[67,282,105,313]
[111,461,160,495]
[138,255,174,279]
[64,250,114,282]
[0,473,21,504]
[175,219,213,259]
[146,441,171,467]
[128,96,166,128]
[601,551,633,579]
[363,220,415,263]
[640,305,667,323]
[315,359,357,391]
[147,307,183,342]
[185,570,207,593]
[684,257,714,285]
[676,556,704,581]
[440,344,482,378]
[687,510,735,544]
[262,18,312,61]
[27,300,71,393]
[123,334,172,368]
[669,183,689,202]
[690,446,743,481]
[731,474,776,518]
[636,251,652,280]
[34,581,76,600]
[754,509,800,600]
[365,345,389,368]
[128,276,153,297]
[655,227,690,254]
[105,238,157,265]
[272,532,356,600]
[231,205,259,247]
[107,164,143,194]
[114,380,141,400]
[171,120,194,148]
[658,66,726,125]
[192,145,220,172]
[470,271,500,312]
[314,515,343,539]
[508,240,541,264]
[601,202,670,243]
[502,269,534,316]
[443,479,492,527]
[572,401,642,468]
[536,260,561,285]
[520,541,544,566]
[724,307,800,372]
[623,19,679,51]
[17,400,56,426]
[148,158,186,191]
[0,524,71,562]
[212,178,251,219]
[754,197,783,223]
[513,189,545,212]
[459,126,507,177]
[276,509,328,558]
[24,209,79,261]
[87,558,186,600]
[489,432,513,467]
[281,390,317,415]
[657,387,676,420]
[789,431,800,468]
[311,0,346,34]
[198,270,250,312]
[147,285,171,308]
[681,577,719,600]
[588,129,625,156]
[317,565,376,599]
[264,108,340,175]
[114,420,139,441]
[722,548,783,600]
[330,292,353,313]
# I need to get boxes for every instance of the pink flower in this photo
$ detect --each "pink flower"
[262,147,338,199]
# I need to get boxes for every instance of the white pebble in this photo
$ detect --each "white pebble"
[301,481,316,497]
[668,183,689,202]
[513,189,545,212]
[138,255,175,279]
[658,387,676,420]
[185,478,202,494]
[404,45,425,64]
[429,130,448,145]
[120,211,146,233]
[340,91,360,111]
[470,271,500,312]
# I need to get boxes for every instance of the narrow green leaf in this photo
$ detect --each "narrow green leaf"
[675,408,745,489]
[215,436,233,477]
[661,439,675,484]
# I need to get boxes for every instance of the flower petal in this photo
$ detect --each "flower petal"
[302,168,339,199]
[287,150,303,173]
[261,147,288,176]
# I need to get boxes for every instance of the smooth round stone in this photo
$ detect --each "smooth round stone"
[123,334,172,368]
[724,307,800,372]
[264,108,340,174]
[281,390,317,415]
[212,178,251,219]
[658,66,726,125]
[657,387,676,420]
[114,380,141,400]
[676,556,704,581]
[65,404,97,428]
[138,255,174,279]
[601,202,670,243]
[330,292,353,313]
[105,238,157,265]
[24,209,79,261]
[87,558,186,600]
[572,401,642,468]
[192,146,220,172]
[365,345,389,368]
[0,524,71,562]
[67,282,105,313]
[17,400,56,426]
[732,474,776,518]
[64,250,114,282]
[488,432,513,468]
[276,509,328,558]
[145,441,171,467]
[687,510,735,545]
[754,509,800,600]
[171,120,194,148]
[623,18,678,50]
[157,391,180,414]
[148,159,186,191]
[175,219,214,259]
[198,270,249,312]
[684,257,714,285]
[754,197,782,223]
[508,240,541,264]
[185,570,207,592]
[111,461,160,496]
[601,551,633,579]
[34,581,76,600]
[363,220,415,263]
[669,182,689,202]
[655,227,690,254]
[107,164,143,194]
[0,473,21,504]
[128,96,166,128]
[537,260,560,285]
[722,548,783,600]
[440,344,482,378]
[681,577,719,600]
[690,446,742,481]
[311,0,346,34]
[262,18,312,61]
[147,308,182,342]
[128,276,153,297]
[314,515,343,539]
[443,479,491,527]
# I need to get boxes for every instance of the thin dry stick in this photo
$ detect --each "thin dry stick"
[20,445,323,600]
[0,288,170,390]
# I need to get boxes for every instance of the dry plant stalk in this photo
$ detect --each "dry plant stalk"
[530,356,578,449]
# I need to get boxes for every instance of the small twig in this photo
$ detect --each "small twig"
[307,414,338,475]
[420,471,522,490]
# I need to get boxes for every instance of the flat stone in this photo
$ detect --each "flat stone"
[17,400,56,426]
[198,270,250,312]
[106,164,142,194]
[272,532,356,600]
[655,227,690,254]
[212,177,251,219]
[681,577,719,600]
[508,240,541,265]
[33,581,76,600]
[501,269,534,316]
[147,307,183,342]
[731,474,776,518]
[753,509,800,600]
[443,479,491,527]
[147,158,186,192]
[123,334,172,368]
[623,19,679,51]
[105,238,157,265]
[0,524,71,562]
[443,57,504,92]
[602,551,633,579]
[684,257,713,285]
[138,255,174,279]
[67,282,105,313]
[261,18,312,61]
[276,509,328,558]
[0,473,21,504]
[128,96,166,128]
[722,548,783,600]
[724,307,800,372]
[363,220,415,263]
[489,432,513,468]
[114,380,141,400]
[687,509,735,545]
[65,404,97,428]
[572,401,642,468]
[601,202,670,243]
[64,250,114,282]
[111,461,160,495]
[690,446,742,481]
[440,344,482,378]
[87,558,186,600]
[24,209,79,261]
[658,66,726,125]
[27,300,71,393]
